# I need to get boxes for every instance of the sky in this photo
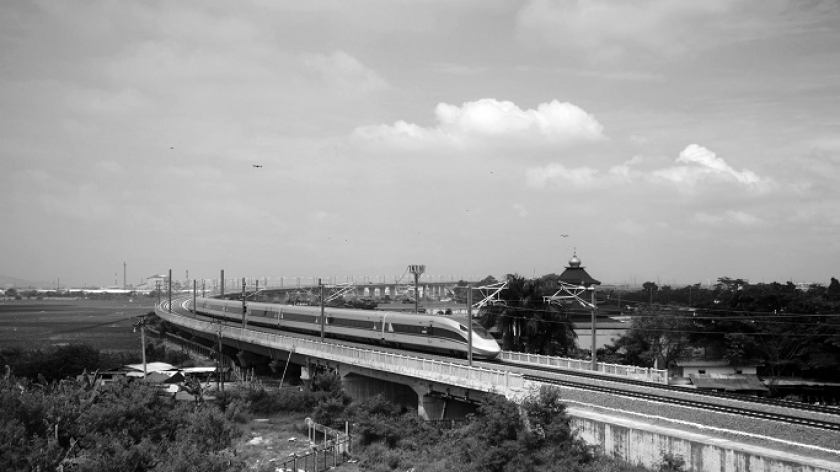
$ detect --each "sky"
[2,0,840,289]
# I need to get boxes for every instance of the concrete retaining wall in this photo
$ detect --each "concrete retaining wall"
[569,408,840,472]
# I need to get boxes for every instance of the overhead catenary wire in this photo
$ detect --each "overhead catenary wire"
[476,295,840,319]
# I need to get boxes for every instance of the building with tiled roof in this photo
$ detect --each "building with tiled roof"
[557,253,601,287]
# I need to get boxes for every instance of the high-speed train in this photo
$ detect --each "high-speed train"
[189,297,501,360]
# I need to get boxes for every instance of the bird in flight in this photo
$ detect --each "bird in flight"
[252,165,263,168]
[561,234,569,237]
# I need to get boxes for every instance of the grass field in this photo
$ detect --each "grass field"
[0,298,157,352]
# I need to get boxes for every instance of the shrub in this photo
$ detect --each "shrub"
[655,452,687,472]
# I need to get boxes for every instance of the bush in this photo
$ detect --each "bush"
[1,344,101,382]
[655,452,687,472]
[241,373,350,416]
[0,375,244,471]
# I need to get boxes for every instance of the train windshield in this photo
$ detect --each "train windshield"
[469,324,494,340]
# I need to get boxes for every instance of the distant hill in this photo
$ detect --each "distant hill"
[0,275,51,289]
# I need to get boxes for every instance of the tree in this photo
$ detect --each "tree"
[0,374,242,471]
[642,281,658,303]
[828,277,840,300]
[608,306,693,369]
[479,274,576,355]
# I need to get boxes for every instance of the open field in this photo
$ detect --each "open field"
[0,298,156,352]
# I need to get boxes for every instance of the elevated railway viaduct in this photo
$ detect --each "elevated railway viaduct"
[156,300,840,472]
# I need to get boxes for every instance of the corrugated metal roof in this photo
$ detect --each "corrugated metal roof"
[674,358,763,367]
[689,374,769,392]
[125,362,176,373]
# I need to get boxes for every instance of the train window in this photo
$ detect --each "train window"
[459,324,467,331]
[284,313,315,323]
[391,323,424,335]
[330,317,376,329]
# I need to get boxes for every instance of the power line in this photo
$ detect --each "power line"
[480,302,840,321]
[479,310,840,333]
[11,315,139,338]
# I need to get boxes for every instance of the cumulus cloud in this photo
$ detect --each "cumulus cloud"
[608,155,644,178]
[526,163,600,188]
[353,98,605,146]
[653,144,762,186]
[527,144,767,192]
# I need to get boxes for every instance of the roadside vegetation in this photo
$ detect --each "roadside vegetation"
[0,340,192,384]
[467,274,840,383]
[2,338,684,472]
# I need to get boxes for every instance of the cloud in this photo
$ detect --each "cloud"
[653,144,762,186]
[39,184,116,222]
[528,154,643,188]
[617,219,647,236]
[694,210,763,226]
[516,0,734,59]
[95,160,124,174]
[608,155,644,178]
[303,50,388,96]
[526,163,600,188]
[527,144,768,193]
[512,204,529,218]
[353,98,605,147]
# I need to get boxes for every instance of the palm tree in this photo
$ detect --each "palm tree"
[480,274,577,354]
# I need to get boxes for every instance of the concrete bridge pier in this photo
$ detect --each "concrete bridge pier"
[340,372,418,414]
[415,385,447,420]
[338,367,479,420]
[236,349,269,368]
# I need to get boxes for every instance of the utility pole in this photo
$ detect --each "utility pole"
[241,278,246,328]
[216,319,224,392]
[192,280,197,313]
[467,285,473,367]
[123,262,127,290]
[202,280,206,298]
[134,314,147,381]
[156,281,161,306]
[591,287,597,372]
[409,265,425,314]
[168,269,172,313]
[319,279,326,341]
[220,269,225,298]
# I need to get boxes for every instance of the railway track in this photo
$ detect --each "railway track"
[498,358,840,417]
[527,374,840,432]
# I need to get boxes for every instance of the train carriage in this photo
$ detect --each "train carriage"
[191,297,500,360]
